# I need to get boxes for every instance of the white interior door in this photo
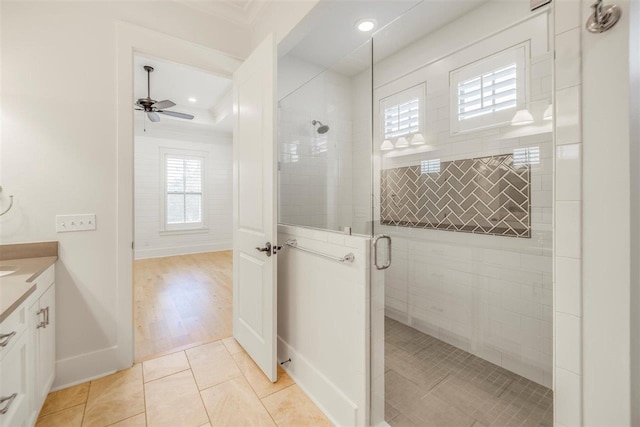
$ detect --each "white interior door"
[232,33,278,382]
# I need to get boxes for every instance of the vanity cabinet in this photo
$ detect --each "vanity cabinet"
[29,282,55,416]
[0,265,55,427]
[0,322,30,427]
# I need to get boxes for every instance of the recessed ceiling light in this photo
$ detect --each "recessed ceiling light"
[356,19,377,32]
[188,97,197,103]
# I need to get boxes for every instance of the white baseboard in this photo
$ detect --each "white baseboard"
[53,345,124,390]
[134,241,231,260]
[277,336,360,427]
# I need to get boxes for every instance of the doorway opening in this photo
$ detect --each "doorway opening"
[132,54,234,362]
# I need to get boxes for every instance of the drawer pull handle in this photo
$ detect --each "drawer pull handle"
[37,308,47,329]
[0,393,17,415]
[0,332,16,347]
[45,306,50,326]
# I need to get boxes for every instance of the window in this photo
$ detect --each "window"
[457,64,517,121]
[381,84,425,140]
[162,150,206,231]
[450,43,528,134]
[384,98,419,139]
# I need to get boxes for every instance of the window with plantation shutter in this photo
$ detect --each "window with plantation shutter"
[457,64,517,121]
[384,98,420,139]
[162,150,206,231]
[380,84,425,140]
[450,43,528,134]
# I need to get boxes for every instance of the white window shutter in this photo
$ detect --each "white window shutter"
[450,43,529,134]
[457,64,518,121]
[164,155,204,228]
[384,97,420,139]
[380,83,425,141]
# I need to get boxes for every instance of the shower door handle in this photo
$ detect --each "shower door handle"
[373,235,392,270]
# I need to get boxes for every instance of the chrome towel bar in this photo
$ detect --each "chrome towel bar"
[284,239,355,263]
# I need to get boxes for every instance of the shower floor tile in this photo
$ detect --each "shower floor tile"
[385,317,553,427]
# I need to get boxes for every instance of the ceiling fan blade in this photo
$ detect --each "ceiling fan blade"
[147,111,160,122]
[152,100,176,109]
[158,110,194,120]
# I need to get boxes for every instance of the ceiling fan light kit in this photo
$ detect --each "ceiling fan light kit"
[135,65,195,123]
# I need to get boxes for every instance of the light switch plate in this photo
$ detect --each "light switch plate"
[56,214,97,233]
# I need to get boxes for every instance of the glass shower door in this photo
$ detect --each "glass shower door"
[370,2,555,425]
[276,31,377,426]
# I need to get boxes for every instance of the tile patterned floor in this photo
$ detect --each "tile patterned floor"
[36,338,332,427]
[385,317,553,427]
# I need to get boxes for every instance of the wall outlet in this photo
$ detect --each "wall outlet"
[56,214,97,233]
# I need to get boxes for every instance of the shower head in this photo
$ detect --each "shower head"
[312,120,330,134]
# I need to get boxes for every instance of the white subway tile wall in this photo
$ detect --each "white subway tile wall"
[554,0,583,425]
[378,45,554,386]
[278,55,372,236]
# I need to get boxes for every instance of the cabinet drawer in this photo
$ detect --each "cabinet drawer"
[0,304,27,361]
[0,330,30,427]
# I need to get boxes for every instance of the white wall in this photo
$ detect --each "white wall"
[134,128,232,259]
[251,0,319,49]
[629,2,640,424]
[552,1,584,424]
[580,0,633,424]
[373,3,554,387]
[0,1,249,388]
[350,69,373,236]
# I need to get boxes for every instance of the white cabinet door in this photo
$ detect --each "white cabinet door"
[27,300,40,425]
[232,33,278,382]
[36,284,55,407]
[0,331,30,427]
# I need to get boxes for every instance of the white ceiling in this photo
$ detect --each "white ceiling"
[280,0,421,74]
[134,55,231,110]
[134,55,233,133]
[280,0,489,77]
[174,0,270,26]
[372,0,488,63]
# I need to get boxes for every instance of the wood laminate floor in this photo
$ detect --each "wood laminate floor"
[133,251,233,362]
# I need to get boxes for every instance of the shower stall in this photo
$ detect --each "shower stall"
[277,1,554,425]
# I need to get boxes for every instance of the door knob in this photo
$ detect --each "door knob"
[255,242,272,257]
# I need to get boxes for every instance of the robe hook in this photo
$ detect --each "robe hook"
[586,0,621,33]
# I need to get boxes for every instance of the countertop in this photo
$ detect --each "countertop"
[0,256,57,324]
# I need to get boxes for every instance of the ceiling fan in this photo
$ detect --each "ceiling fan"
[135,65,194,122]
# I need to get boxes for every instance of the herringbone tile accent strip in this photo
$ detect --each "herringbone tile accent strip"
[381,154,530,238]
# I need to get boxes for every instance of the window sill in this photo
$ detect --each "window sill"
[159,227,209,236]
